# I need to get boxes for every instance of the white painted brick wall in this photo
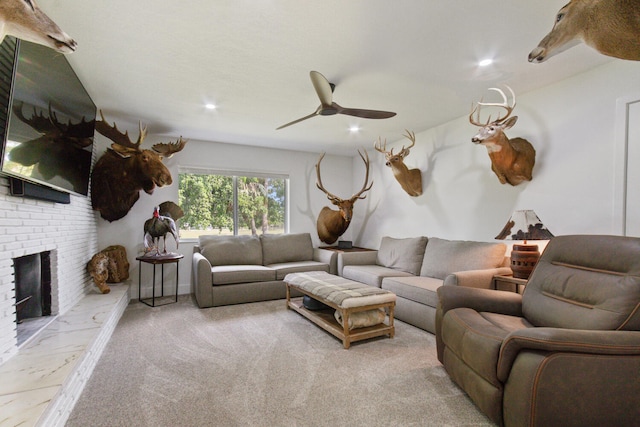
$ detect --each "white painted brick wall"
[0,177,99,365]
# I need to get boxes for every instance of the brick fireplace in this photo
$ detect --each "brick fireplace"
[0,176,99,365]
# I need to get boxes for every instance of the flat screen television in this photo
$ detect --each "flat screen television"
[0,36,96,196]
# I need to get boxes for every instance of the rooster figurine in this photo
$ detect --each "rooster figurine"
[143,201,183,255]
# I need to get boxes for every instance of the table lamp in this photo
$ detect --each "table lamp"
[495,210,554,279]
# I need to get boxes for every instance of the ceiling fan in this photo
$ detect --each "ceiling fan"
[276,71,397,130]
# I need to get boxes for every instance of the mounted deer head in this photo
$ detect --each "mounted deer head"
[0,0,76,53]
[374,130,422,197]
[529,0,640,63]
[469,86,536,186]
[91,111,187,222]
[315,149,373,244]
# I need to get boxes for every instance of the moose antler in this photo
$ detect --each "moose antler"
[152,137,188,158]
[95,110,147,149]
[469,86,516,126]
[12,102,94,147]
[12,102,56,133]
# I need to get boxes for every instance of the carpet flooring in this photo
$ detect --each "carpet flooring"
[66,296,494,426]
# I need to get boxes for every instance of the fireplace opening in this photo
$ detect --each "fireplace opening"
[13,251,54,346]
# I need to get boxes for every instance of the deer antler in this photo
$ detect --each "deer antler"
[349,149,373,201]
[152,137,188,158]
[374,137,392,156]
[374,130,416,159]
[315,152,340,202]
[469,86,516,126]
[399,130,416,157]
[95,110,147,150]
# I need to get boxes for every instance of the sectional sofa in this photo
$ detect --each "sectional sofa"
[192,233,336,308]
[338,236,511,333]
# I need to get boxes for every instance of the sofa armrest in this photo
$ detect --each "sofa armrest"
[443,266,512,289]
[437,285,523,320]
[337,250,378,276]
[435,286,523,362]
[313,248,337,275]
[192,251,213,308]
[498,328,640,381]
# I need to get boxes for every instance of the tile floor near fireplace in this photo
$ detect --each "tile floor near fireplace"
[0,284,130,427]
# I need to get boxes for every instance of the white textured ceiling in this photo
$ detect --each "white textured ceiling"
[41,0,612,155]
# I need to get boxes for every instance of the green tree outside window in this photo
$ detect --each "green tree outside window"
[178,172,287,238]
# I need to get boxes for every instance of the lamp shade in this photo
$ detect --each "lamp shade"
[495,210,554,241]
[495,210,554,279]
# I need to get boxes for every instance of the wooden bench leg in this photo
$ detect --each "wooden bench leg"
[342,307,351,349]
[285,283,291,309]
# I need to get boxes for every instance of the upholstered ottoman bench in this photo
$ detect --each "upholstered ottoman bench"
[284,271,396,348]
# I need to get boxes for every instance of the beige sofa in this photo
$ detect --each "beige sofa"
[338,236,510,333]
[192,233,336,308]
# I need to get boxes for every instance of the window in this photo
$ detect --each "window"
[178,170,288,239]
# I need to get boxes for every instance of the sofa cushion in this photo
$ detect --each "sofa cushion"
[269,260,329,280]
[342,265,413,288]
[211,265,276,285]
[442,308,532,388]
[420,238,506,279]
[522,234,640,330]
[381,276,443,307]
[376,236,428,275]
[261,233,314,265]
[199,235,263,266]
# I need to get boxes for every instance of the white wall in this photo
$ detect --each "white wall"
[351,60,640,249]
[95,137,353,298]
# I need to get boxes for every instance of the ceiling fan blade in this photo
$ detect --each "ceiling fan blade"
[310,71,333,106]
[337,106,397,119]
[276,111,319,130]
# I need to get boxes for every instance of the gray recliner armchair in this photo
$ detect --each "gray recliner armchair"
[435,235,640,427]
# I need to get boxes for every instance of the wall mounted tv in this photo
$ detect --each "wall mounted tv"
[0,36,96,196]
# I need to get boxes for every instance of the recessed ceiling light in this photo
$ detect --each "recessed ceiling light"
[349,125,360,133]
[478,58,493,67]
[205,103,216,110]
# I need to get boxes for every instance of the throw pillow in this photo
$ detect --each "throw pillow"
[420,237,506,279]
[261,233,314,265]
[376,236,428,275]
[199,235,263,266]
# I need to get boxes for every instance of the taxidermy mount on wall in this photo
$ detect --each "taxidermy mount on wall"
[91,111,187,222]
[143,201,184,256]
[315,149,372,244]
[374,130,422,197]
[469,86,535,186]
[0,0,76,53]
[529,0,640,63]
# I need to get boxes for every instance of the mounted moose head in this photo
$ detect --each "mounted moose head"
[91,111,187,222]
[0,0,76,53]
[7,102,94,194]
[529,0,640,63]
[469,86,535,186]
[315,149,373,244]
[374,130,422,197]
